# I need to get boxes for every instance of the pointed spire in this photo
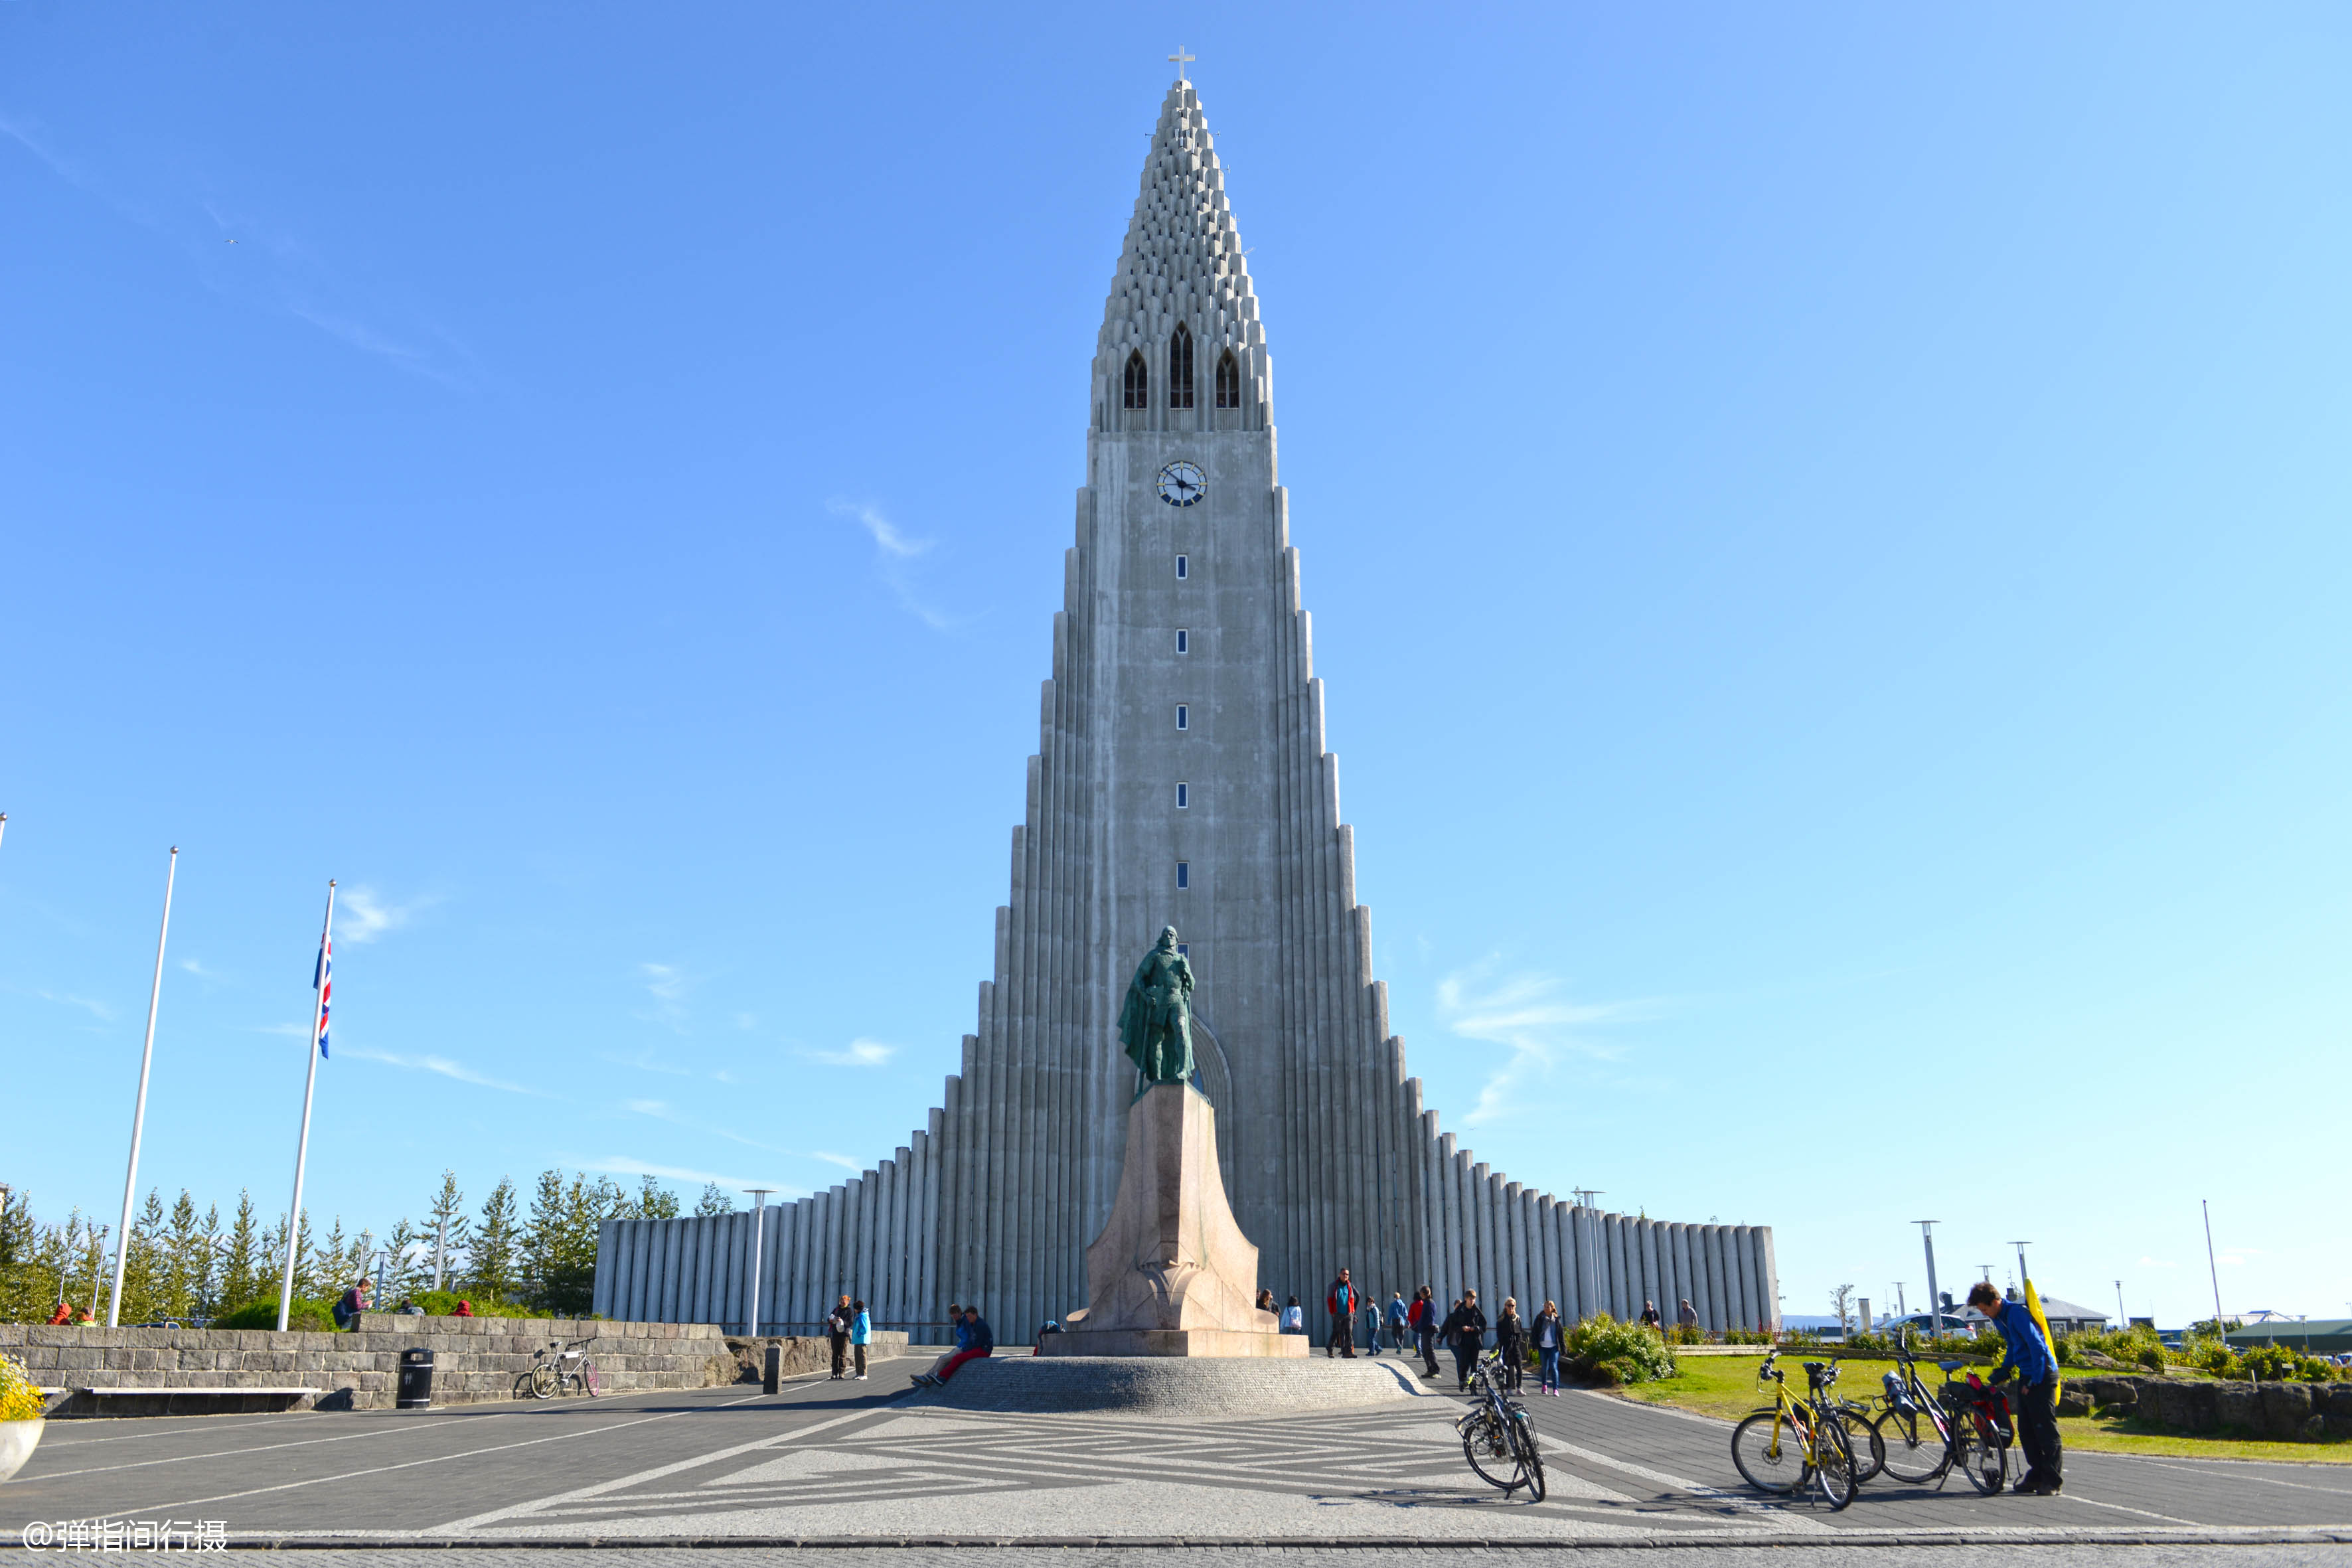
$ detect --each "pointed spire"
[1095,81,1269,428]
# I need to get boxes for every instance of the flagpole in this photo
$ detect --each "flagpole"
[277,880,336,1332]
[108,846,177,1327]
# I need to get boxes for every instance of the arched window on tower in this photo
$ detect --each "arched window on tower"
[1169,323,1196,409]
[1215,350,1242,409]
[1123,350,1149,410]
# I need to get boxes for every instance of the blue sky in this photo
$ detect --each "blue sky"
[3,2,2345,1330]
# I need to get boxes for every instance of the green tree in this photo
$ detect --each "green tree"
[218,1191,262,1312]
[424,1171,471,1291]
[695,1182,735,1217]
[468,1178,521,1304]
[632,1176,679,1221]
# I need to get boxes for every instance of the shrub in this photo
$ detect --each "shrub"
[1721,1326,1774,1346]
[209,1299,337,1332]
[0,1353,45,1421]
[1564,1313,1678,1385]
[2068,1325,2168,1372]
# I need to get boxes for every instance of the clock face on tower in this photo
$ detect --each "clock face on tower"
[1156,461,1206,508]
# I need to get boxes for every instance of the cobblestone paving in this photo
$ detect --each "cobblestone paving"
[1,1355,2345,1557]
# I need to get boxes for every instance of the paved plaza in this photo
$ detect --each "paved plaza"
[1,1356,2346,1560]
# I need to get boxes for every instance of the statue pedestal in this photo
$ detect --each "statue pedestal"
[1039,1083,1306,1359]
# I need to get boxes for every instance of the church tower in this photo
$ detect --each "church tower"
[594,75,1780,1344]
[925,72,1418,1336]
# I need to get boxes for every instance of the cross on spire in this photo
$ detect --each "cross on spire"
[1168,44,1196,83]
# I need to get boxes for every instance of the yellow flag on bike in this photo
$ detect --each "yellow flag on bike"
[2022,1277,2060,1403]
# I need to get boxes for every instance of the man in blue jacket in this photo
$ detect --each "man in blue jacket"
[1970,1281,2061,1495]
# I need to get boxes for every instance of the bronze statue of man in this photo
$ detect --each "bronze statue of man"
[1118,926,1196,1086]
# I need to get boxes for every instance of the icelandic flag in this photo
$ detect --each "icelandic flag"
[313,939,333,1058]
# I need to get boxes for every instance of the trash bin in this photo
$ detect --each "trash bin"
[396,1347,434,1409]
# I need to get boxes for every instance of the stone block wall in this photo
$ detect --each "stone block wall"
[1,1314,743,1415]
[2064,1373,2352,1442]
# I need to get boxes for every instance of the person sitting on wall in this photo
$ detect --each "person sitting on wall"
[47,1300,74,1326]
[453,1300,476,1318]
[914,1304,969,1385]
[396,1297,425,1316]
[333,1277,371,1331]
[921,1306,994,1385]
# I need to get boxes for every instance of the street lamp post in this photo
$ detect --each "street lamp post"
[744,1189,774,1338]
[1915,1221,1942,1337]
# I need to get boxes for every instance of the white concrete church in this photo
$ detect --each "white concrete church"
[595,72,1779,1340]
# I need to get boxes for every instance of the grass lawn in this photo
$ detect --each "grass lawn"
[1605,1352,2352,1465]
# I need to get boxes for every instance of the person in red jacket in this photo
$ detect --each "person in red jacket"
[1325,1267,1359,1359]
[1407,1286,1440,1377]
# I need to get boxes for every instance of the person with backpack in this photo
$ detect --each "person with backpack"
[1280,1295,1306,1335]
[1326,1267,1360,1358]
[1972,1281,2063,1495]
[1409,1287,1440,1377]
[1386,1292,1411,1355]
[1441,1290,1488,1391]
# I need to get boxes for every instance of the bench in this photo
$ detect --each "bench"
[68,1387,325,1417]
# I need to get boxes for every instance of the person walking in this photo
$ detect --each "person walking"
[1363,1296,1383,1356]
[826,1294,855,1380]
[1677,1297,1699,1333]
[1326,1267,1359,1358]
[918,1305,994,1385]
[849,1298,872,1381]
[1532,1300,1565,1395]
[1442,1290,1488,1391]
[1971,1282,2063,1495]
[1280,1294,1306,1335]
[1409,1287,1441,1378]
[1386,1291,1411,1356]
[1639,1298,1662,1329]
[1495,1297,1528,1391]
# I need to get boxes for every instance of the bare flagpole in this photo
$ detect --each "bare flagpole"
[108,846,178,1327]
[277,880,336,1332]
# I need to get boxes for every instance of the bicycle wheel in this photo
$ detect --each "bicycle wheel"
[1956,1419,2008,1495]
[1813,1416,1857,1510]
[1840,1408,1885,1483]
[1511,1412,1547,1502]
[1874,1407,1948,1484]
[1460,1411,1520,1490]
[528,1363,556,1400]
[1731,1411,1807,1495]
[580,1358,599,1396]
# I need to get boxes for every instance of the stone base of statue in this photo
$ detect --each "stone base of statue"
[1039,1081,1306,1359]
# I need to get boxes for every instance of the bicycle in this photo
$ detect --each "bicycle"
[1867,1330,2009,1494]
[526,1337,601,1399]
[1729,1350,1859,1510]
[1456,1347,1547,1501]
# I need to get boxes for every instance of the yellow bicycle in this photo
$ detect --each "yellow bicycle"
[1730,1349,1858,1510]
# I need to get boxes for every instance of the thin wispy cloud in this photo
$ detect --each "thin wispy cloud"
[0,112,481,388]
[811,1152,862,1171]
[340,1045,544,1097]
[831,500,957,631]
[621,1098,796,1156]
[37,989,114,1021]
[576,1156,801,1197]
[633,962,702,1033]
[799,1038,897,1068]
[1437,961,1660,1127]
[339,886,429,944]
